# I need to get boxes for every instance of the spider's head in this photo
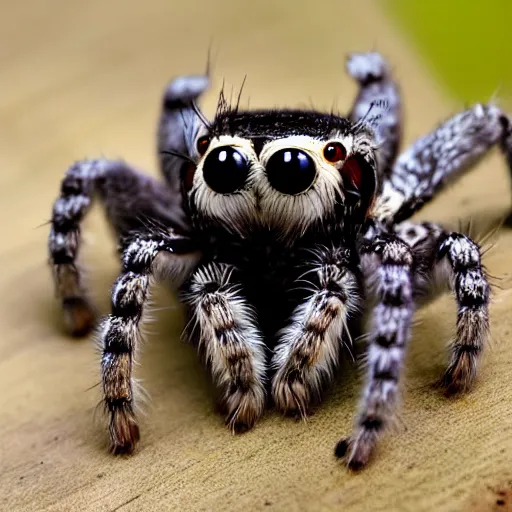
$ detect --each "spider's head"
[183,109,378,239]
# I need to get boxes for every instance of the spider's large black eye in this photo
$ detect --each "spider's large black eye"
[202,146,249,194]
[266,149,317,195]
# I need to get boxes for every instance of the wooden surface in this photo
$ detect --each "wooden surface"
[1,1,512,511]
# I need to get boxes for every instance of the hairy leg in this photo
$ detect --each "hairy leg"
[50,73,207,336]
[335,233,414,470]
[158,75,209,194]
[373,103,512,223]
[182,262,267,432]
[346,52,402,178]
[101,227,198,453]
[272,246,362,417]
[395,221,490,393]
[48,159,183,335]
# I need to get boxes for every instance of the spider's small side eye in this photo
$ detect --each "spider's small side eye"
[197,136,210,156]
[323,142,347,163]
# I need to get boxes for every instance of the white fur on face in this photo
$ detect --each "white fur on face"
[192,135,261,235]
[254,134,354,240]
[190,132,374,239]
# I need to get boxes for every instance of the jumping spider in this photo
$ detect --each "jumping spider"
[48,52,512,470]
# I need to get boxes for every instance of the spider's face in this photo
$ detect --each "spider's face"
[184,110,378,239]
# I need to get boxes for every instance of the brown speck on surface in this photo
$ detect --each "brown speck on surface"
[468,480,512,511]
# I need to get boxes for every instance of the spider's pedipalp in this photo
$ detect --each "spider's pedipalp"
[48,159,185,336]
[101,229,199,454]
[374,103,512,224]
[271,246,362,417]
[337,233,414,470]
[182,262,267,432]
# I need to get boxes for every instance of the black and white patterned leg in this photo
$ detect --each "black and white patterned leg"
[346,52,402,177]
[49,159,182,336]
[438,233,490,392]
[373,104,512,223]
[271,246,362,417]
[100,228,198,454]
[335,234,414,470]
[183,262,267,432]
[395,221,490,393]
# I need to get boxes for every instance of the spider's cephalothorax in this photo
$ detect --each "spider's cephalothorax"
[187,109,376,238]
[48,52,512,470]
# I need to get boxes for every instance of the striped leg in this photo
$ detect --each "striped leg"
[183,262,267,432]
[272,246,362,417]
[395,221,490,393]
[346,52,402,177]
[48,159,182,336]
[101,229,198,454]
[373,104,512,224]
[335,234,414,470]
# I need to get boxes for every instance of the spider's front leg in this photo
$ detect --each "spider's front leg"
[158,74,209,194]
[395,221,490,393]
[271,246,362,417]
[182,262,267,432]
[101,228,199,453]
[335,233,414,470]
[373,103,512,224]
[346,52,402,177]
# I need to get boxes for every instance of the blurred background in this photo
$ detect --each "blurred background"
[388,0,512,106]
[2,1,512,511]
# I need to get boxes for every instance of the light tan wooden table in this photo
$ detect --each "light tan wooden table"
[1,1,512,510]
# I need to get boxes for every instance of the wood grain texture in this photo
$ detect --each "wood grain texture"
[1,1,512,511]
